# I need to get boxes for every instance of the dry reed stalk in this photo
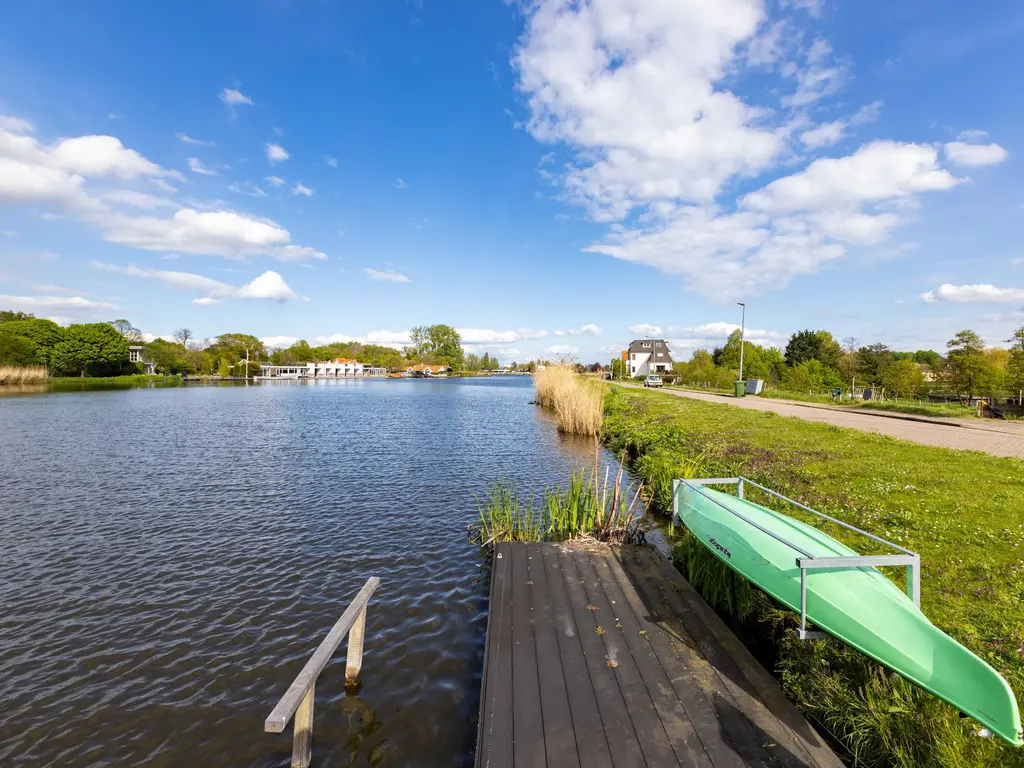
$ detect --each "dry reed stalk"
[0,365,48,384]
[533,365,603,436]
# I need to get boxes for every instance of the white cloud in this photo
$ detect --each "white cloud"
[800,121,845,149]
[103,189,177,209]
[784,39,845,108]
[235,271,296,301]
[851,100,883,125]
[629,324,663,336]
[152,178,178,194]
[517,329,549,340]
[291,183,314,197]
[363,267,410,283]
[49,135,164,179]
[957,129,988,142]
[262,335,299,349]
[265,176,286,187]
[545,344,580,356]
[228,181,267,197]
[0,294,118,311]
[177,133,216,147]
[92,261,297,303]
[943,141,1008,167]
[91,260,236,296]
[920,283,1024,304]
[457,329,520,344]
[0,157,88,206]
[325,156,338,168]
[93,208,291,257]
[562,323,601,336]
[188,157,218,176]
[271,245,327,263]
[219,87,253,107]
[394,177,407,189]
[266,143,289,164]
[665,321,783,355]
[0,116,33,133]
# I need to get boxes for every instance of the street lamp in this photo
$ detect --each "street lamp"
[737,302,746,387]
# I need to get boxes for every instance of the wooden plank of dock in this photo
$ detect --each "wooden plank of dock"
[475,541,844,768]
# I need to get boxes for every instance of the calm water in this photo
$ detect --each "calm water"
[0,377,607,767]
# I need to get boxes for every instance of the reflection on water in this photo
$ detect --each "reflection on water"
[0,377,610,766]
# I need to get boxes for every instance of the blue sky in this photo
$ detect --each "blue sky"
[1,0,1022,363]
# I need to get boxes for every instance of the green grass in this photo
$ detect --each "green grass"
[47,374,183,386]
[472,464,647,546]
[602,386,1024,768]
[758,389,980,419]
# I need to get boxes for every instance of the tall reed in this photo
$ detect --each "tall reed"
[533,365,603,436]
[473,459,646,546]
[0,366,48,384]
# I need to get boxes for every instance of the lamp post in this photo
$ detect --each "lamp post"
[737,302,746,390]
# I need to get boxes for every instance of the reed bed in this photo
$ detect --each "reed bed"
[473,458,646,546]
[533,365,603,436]
[0,366,48,384]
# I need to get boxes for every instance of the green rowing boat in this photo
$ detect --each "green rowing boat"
[676,479,1023,747]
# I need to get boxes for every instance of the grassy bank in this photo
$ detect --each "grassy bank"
[534,365,603,435]
[602,386,1024,768]
[758,389,980,419]
[46,374,185,389]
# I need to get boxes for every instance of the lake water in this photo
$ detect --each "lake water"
[0,377,610,767]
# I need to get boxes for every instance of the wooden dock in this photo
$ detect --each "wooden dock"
[476,541,843,768]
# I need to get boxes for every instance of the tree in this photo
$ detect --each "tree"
[206,333,266,365]
[1008,327,1024,397]
[0,310,35,323]
[784,330,826,366]
[51,323,131,377]
[856,343,893,383]
[146,339,189,374]
[173,328,194,347]
[109,319,142,343]
[913,349,942,368]
[0,318,63,367]
[946,330,994,397]
[880,358,925,398]
[0,326,40,366]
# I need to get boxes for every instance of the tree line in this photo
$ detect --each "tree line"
[0,312,478,377]
[670,327,1024,399]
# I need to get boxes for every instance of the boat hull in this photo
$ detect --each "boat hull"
[678,483,1022,747]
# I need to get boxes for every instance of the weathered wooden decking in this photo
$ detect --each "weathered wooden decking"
[476,541,843,768]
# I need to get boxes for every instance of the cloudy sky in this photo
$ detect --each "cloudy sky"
[0,0,1021,362]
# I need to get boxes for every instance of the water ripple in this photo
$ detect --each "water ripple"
[0,378,606,766]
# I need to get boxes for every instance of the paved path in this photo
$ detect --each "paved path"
[623,384,1024,459]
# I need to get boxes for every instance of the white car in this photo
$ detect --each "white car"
[644,374,663,388]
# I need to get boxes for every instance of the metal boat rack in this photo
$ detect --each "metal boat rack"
[672,476,921,641]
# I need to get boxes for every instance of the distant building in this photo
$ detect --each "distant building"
[407,363,449,378]
[626,339,673,377]
[128,345,156,375]
[257,358,367,379]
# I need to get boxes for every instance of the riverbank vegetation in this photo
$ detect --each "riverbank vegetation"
[533,364,603,435]
[0,365,48,383]
[473,461,645,546]
[601,386,1024,767]
[668,326,1024,407]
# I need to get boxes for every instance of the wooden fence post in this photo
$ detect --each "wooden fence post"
[346,605,367,683]
[292,682,315,768]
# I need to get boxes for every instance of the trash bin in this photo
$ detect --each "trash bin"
[734,380,746,398]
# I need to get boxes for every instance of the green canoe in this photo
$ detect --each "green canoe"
[676,480,1023,747]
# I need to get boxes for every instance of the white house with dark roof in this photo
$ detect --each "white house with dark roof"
[626,339,673,377]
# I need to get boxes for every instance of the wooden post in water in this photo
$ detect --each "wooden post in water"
[292,683,315,768]
[346,605,367,684]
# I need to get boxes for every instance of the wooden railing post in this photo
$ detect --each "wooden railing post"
[292,682,315,768]
[346,605,367,684]
[264,577,380,768]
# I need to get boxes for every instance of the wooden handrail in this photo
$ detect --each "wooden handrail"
[265,576,380,768]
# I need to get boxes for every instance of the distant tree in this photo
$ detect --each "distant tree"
[784,330,824,366]
[1008,327,1024,397]
[881,358,925,398]
[856,343,893,383]
[217,358,233,378]
[0,326,40,366]
[0,318,63,367]
[410,324,464,370]
[0,310,35,323]
[783,359,843,393]
[52,323,131,377]
[145,339,189,374]
[409,326,429,357]
[109,319,142,343]
[946,330,993,397]
[207,333,266,364]
[173,328,193,348]
[913,349,943,368]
